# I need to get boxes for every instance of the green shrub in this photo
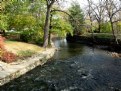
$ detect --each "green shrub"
[20,27,43,44]
[101,22,112,33]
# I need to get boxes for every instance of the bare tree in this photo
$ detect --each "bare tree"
[104,0,121,40]
[86,0,94,39]
[87,0,105,33]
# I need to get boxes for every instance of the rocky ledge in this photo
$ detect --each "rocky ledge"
[0,48,55,86]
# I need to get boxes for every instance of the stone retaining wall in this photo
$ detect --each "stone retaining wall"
[0,48,55,86]
[67,35,121,46]
[66,35,121,52]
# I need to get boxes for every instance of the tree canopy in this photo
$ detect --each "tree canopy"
[0,0,121,46]
[69,2,84,35]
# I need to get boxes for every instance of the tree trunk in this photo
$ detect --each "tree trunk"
[48,13,53,46]
[110,21,116,40]
[110,20,119,44]
[48,31,51,46]
[98,22,101,33]
[1,29,6,36]
[43,7,51,47]
[91,21,94,42]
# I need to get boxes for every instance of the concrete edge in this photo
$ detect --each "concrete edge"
[0,47,56,86]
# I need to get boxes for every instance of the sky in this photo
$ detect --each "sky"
[63,0,88,9]
[62,0,98,9]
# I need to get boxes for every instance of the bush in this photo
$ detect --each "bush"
[1,51,17,63]
[101,22,112,33]
[0,35,17,63]
[20,31,30,42]
[20,27,43,44]
[0,36,5,50]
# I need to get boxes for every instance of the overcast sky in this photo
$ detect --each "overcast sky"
[63,0,88,9]
[62,0,98,9]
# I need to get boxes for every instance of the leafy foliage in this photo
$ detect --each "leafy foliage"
[20,27,43,44]
[51,13,73,37]
[116,22,121,32]
[11,15,36,30]
[2,0,45,43]
[1,0,121,46]
[69,1,84,35]
[0,14,8,31]
[0,36,17,63]
[101,22,112,33]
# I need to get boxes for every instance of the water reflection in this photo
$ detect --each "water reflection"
[53,38,84,60]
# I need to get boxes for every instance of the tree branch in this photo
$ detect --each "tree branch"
[112,19,121,23]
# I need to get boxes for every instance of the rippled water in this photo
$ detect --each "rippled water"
[0,38,121,91]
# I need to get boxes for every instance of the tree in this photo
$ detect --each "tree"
[85,0,95,39]
[50,11,73,36]
[101,22,112,33]
[46,9,74,45]
[2,0,45,44]
[43,0,72,47]
[0,14,8,36]
[43,0,57,47]
[0,1,9,36]
[68,1,84,35]
[104,0,121,41]
[86,0,105,33]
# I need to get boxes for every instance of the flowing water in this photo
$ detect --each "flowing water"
[0,38,121,91]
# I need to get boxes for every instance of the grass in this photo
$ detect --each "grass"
[4,40,44,58]
[17,50,37,58]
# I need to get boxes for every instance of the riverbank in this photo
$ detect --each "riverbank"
[4,41,44,60]
[0,46,56,86]
[66,35,121,52]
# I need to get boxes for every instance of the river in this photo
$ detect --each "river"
[0,38,121,91]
